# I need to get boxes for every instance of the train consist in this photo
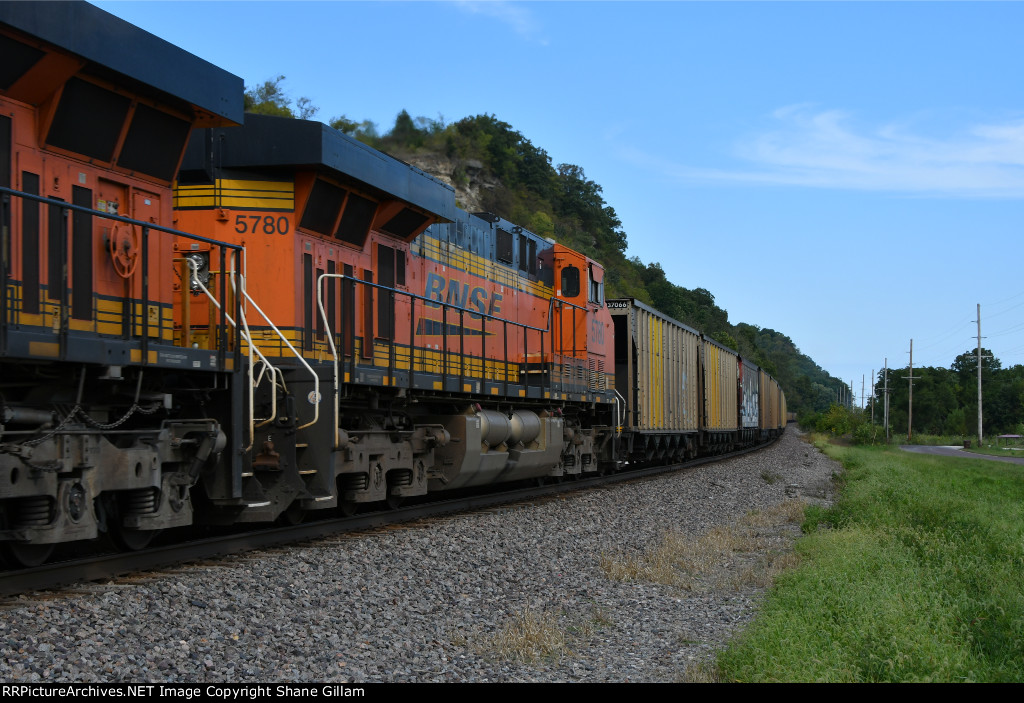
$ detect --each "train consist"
[0,2,785,567]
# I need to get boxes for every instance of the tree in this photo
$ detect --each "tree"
[245,75,301,117]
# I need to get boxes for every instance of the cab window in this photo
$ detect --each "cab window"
[560,265,580,298]
[588,265,604,306]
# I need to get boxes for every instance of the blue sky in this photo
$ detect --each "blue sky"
[95,1,1024,405]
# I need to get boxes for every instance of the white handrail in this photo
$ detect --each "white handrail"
[613,389,626,429]
[185,255,319,433]
[316,272,345,449]
[185,256,279,450]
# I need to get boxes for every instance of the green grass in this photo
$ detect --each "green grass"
[717,441,1024,682]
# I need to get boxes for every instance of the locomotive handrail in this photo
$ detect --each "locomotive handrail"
[215,257,321,432]
[317,273,554,449]
[228,258,286,442]
[0,184,243,365]
[229,251,281,434]
[179,253,285,448]
[186,250,317,440]
[0,186,246,250]
[613,389,626,429]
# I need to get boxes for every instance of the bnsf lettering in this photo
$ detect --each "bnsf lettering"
[425,273,503,319]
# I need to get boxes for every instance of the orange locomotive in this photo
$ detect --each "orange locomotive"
[174,114,619,519]
[0,1,245,565]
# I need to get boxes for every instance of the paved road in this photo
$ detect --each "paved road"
[900,444,1024,465]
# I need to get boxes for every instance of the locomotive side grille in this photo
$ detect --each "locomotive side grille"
[588,359,606,391]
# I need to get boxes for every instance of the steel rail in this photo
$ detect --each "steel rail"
[0,435,781,597]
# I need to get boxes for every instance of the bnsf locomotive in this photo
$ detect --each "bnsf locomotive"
[0,2,784,567]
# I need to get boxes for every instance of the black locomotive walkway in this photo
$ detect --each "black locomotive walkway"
[900,445,1024,465]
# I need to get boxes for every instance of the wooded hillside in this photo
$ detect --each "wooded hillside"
[243,80,847,415]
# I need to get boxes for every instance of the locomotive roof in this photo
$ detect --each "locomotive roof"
[0,0,243,124]
[191,114,457,223]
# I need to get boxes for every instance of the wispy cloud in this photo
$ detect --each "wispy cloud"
[629,105,1024,198]
[453,1,547,45]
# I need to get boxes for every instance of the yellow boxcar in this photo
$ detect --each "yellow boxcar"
[759,368,787,434]
[702,336,739,433]
[608,299,700,431]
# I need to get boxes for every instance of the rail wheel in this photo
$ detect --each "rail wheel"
[338,500,358,517]
[385,492,404,510]
[0,541,55,568]
[0,499,56,567]
[111,527,160,552]
[100,493,160,552]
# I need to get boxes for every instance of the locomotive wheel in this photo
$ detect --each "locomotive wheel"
[110,526,160,552]
[385,493,404,510]
[0,541,55,568]
[338,500,358,517]
[98,494,160,552]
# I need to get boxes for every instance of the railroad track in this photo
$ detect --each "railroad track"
[0,441,775,597]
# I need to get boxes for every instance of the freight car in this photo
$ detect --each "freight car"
[0,1,784,568]
[608,299,785,466]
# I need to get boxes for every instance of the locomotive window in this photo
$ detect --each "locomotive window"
[560,265,580,298]
[380,207,428,239]
[588,265,604,306]
[496,229,513,264]
[118,104,191,181]
[528,239,537,274]
[0,35,44,90]
[46,77,130,162]
[396,250,406,285]
[300,178,346,236]
[518,235,528,272]
[335,192,376,246]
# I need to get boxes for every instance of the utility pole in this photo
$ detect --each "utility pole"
[883,359,890,442]
[870,369,875,425]
[903,340,920,441]
[976,303,986,446]
[861,374,865,412]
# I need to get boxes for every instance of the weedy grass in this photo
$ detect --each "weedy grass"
[717,443,1024,682]
[484,608,570,663]
[600,500,807,591]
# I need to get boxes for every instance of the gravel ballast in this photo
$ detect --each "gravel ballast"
[0,429,839,683]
